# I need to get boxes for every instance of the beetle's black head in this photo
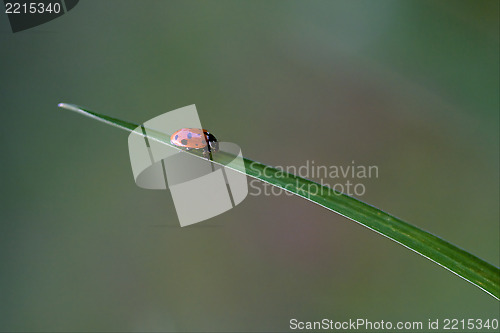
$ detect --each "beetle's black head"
[206,132,219,153]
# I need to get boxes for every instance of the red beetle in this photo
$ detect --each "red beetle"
[170,128,219,158]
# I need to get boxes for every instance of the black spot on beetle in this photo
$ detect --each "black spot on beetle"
[181,139,188,145]
[175,135,178,140]
[195,144,199,146]
[187,132,192,139]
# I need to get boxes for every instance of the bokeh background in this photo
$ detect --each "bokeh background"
[1,1,498,332]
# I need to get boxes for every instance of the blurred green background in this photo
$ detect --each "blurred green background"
[0,1,498,332]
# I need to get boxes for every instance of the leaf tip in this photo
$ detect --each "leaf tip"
[58,103,82,113]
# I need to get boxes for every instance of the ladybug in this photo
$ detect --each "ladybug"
[170,128,219,158]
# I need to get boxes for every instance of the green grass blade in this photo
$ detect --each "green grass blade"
[58,103,500,299]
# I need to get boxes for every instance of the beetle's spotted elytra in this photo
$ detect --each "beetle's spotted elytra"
[170,128,219,158]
